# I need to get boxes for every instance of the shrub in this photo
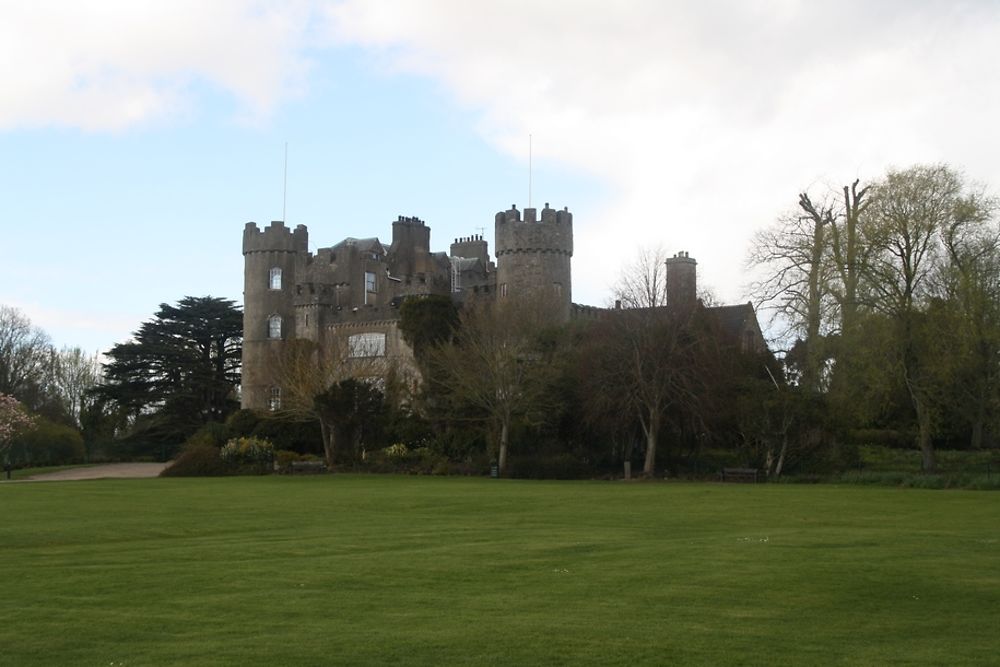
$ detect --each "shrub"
[160,443,229,477]
[507,452,592,480]
[220,436,275,474]
[8,418,85,466]
[251,415,322,455]
[225,409,261,439]
[187,421,229,448]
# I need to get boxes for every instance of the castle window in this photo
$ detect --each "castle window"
[269,267,282,290]
[268,387,281,411]
[348,332,386,358]
[365,271,376,293]
[500,283,508,298]
[553,282,563,296]
[268,315,282,339]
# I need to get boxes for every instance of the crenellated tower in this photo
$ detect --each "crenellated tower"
[242,220,308,409]
[494,202,573,322]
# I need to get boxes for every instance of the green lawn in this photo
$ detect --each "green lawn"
[1,476,998,665]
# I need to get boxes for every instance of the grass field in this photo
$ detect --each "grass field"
[1,476,998,665]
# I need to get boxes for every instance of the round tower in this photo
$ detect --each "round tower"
[665,251,697,310]
[494,202,573,322]
[242,220,308,410]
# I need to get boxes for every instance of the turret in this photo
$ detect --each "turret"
[495,202,573,322]
[241,221,308,410]
[665,251,697,310]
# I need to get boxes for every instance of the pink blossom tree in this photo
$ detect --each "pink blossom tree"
[1,394,35,475]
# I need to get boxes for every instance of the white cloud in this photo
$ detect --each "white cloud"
[0,0,322,130]
[324,0,1000,304]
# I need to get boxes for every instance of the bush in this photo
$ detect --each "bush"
[507,452,593,480]
[187,421,229,448]
[225,409,261,439]
[220,436,275,474]
[251,415,322,455]
[8,418,85,466]
[160,443,230,477]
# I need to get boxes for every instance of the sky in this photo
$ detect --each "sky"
[2,0,999,355]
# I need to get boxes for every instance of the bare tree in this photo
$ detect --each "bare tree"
[613,245,669,308]
[53,347,101,427]
[0,306,52,400]
[748,194,838,390]
[270,336,398,468]
[430,298,556,475]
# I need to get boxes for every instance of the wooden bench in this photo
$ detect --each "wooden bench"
[720,467,759,483]
[290,460,327,474]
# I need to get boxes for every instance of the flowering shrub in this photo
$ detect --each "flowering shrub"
[0,394,35,456]
[220,436,275,473]
[384,443,409,460]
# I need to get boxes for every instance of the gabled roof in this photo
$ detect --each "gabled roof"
[333,237,384,254]
[704,303,757,338]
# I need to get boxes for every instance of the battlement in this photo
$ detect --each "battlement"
[243,220,308,254]
[393,215,426,227]
[495,203,573,257]
[666,250,696,265]
[495,203,572,226]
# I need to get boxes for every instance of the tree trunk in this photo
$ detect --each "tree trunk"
[497,419,509,476]
[774,432,788,479]
[319,419,335,469]
[913,398,936,473]
[970,417,984,450]
[642,410,659,476]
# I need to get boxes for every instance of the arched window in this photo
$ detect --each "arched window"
[268,315,282,339]
[269,267,282,290]
[268,387,281,411]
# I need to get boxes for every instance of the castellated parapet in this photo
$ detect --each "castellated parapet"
[495,203,573,322]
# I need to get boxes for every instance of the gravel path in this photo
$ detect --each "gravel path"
[23,463,169,481]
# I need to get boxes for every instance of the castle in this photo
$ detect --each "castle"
[241,203,766,411]
[241,203,574,410]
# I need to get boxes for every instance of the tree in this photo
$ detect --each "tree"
[95,296,242,439]
[430,298,557,475]
[398,294,460,363]
[861,164,994,471]
[0,306,53,403]
[52,347,101,428]
[614,246,670,308]
[271,336,398,468]
[0,394,35,470]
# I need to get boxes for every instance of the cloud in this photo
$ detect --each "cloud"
[324,0,1000,303]
[0,0,322,131]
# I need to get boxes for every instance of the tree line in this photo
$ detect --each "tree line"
[5,162,996,478]
[749,164,1000,472]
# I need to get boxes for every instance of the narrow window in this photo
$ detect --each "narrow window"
[365,271,377,293]
[269,387,281,411]
[553,282,562,296]
[268,315,282,339]
[500,283,508,298]
[269,267,282,290]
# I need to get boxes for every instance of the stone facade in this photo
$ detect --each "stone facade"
[241,205,574,410]
[241,204,769,412]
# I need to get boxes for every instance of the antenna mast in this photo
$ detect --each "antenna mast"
[528,133,532,209]
[282,142,288,222]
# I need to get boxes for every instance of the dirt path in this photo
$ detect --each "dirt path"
[23,463,169,481]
